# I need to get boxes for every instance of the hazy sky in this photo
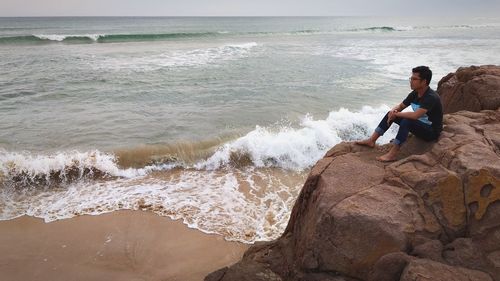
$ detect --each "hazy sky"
[1,0,499,17]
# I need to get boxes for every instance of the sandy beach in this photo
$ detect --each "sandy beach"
[0,211,248,281]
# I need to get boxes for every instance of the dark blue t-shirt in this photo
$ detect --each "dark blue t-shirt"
[402,87,443,134]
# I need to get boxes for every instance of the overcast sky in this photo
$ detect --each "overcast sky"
[1,0,499,17]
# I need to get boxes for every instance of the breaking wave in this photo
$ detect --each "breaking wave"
[0,105,396,188]
[0,150,176,188]
[196,105,396,171]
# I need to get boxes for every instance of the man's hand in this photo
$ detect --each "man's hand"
[387,109,398,125]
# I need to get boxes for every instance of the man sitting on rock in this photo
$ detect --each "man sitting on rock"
[356,66,443,162]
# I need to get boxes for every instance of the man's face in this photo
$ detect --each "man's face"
[409,72,426,91]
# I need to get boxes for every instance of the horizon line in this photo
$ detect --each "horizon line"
[1,14,490,18]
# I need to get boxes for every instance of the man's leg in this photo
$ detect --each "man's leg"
[376,143,401,162]
[356,112,393,148]
[376,118,412,162]
[377,119,438,162]
[408,121,438,141]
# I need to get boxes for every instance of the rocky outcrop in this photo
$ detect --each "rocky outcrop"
[206,66,500,281]
[438,65,500,114]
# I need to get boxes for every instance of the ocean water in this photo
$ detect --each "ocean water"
[1,16,499,243]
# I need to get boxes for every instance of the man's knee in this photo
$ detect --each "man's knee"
[399,118,413,128]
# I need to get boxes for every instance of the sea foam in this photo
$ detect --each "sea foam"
[34,34,104,41]
[96,42,259,71]
[196,105,396,171]
[0,150,167,187]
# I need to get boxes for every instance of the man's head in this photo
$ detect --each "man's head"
[411,66,432,86]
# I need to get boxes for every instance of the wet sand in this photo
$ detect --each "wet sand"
[0,211,248,281]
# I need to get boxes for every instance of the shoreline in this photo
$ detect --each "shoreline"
[0,210,249,281]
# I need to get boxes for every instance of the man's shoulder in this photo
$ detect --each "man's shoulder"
[406,90,417,99]
[402,90,417,105]
[426,87,439,97]
[423,88,440,101]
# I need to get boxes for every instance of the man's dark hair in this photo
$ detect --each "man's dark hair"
[412,66,432,85]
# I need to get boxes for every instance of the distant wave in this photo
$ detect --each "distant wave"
[288,29,323,34]
[342,23,500,33]
[0,30,328,45]
[444,24,500,29]
[349,26,411,32]
[0,31,225,44]
[3,23,498,45]
[349,24,500,32]
[0,28,409,45]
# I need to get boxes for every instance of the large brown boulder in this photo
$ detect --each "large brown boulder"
[437,65,500,114]
[206,69,500,281]
[400,258,493,281]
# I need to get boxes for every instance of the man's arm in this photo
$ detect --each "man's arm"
[392,103,407,112]
[394,108,427,120]
[387,103,408,123]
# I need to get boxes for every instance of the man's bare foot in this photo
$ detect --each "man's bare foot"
[376,152,398,162]
[355,139,375,148]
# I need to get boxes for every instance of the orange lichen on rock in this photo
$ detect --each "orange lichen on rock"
[466,169,500,221]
